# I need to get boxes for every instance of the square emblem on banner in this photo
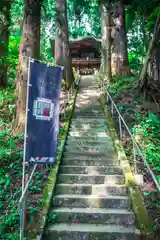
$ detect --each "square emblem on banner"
[33,98,54,121]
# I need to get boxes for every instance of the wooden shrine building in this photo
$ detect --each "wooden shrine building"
[51,36,101,74]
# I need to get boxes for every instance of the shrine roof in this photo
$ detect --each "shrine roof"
[50,36,101,55]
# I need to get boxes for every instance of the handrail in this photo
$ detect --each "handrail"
[104,87,160,192]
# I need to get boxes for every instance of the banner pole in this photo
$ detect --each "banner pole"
[20,56,31,240]
[68,90,70,103]
[64,91,66,119]
[71,84,73,97]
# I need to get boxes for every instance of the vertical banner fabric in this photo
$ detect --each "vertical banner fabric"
[25,61,63,164]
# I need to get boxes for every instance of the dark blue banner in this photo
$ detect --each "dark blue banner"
[25,60,63,164]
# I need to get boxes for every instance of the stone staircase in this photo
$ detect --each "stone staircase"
[43,76,141,239]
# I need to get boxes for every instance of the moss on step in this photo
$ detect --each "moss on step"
[26,77,80,240]
[99,93,154,240]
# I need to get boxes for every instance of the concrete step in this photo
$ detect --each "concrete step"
[44,223,140,240]
[63,151,117,158]
[55,184,127,196]
[49,207,135,225]
[52,194,130,209]
[57,174,124,185]
[59,166,122,175]
[61,159,119,166]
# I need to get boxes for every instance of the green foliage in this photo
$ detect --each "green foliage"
[7,36,20,82]
[109,77,160,173]
[146,7,160,30]
[47,212,57,223]
[133,112,160,179]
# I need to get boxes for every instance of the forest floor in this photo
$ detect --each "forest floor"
[107,76,160,237]
[0,85,70,239]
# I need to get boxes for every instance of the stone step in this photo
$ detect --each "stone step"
[44,223,140,240]
[75,105,101,109]
[75,101,100,104]
[74,106,102,111]
[70,125,107,130]
[66,138,112,143]
[70,125,107,131]
[63,151,117,158]
[59,166,122,175]
[73,113,105,118]
[69,129,108,135]
[65,140,114,148]
[52,195,130,209]
[69,129,109,139]
[72,116,106,120]
[69,131,108,137]
[55,184,127,196]
[74,102,101,105]
[70,124,107,129]
[64,145,115,154]
[50,207,135,225]
[62,154,118,161]
[71,118,106,124]
[62,159,119,166]
[66,136,110,142]
[57,174,124,185]
[74,110,103,115]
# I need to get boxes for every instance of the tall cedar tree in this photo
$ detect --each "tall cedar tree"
[111,0,130,76]
[12,0,42,135]
[55,0,74,89]
[0,0,11,88]
[101,0,112,82]
[138,10,160,91]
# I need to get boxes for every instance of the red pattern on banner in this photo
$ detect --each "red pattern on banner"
[43,108,49,116]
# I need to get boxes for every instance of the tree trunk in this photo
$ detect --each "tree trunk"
[55,0,74,89]
[12,0,42,135]
[154,47,160,83]
[0,0,11,88]
[111,0,130,76]
[138,10,160,90]
[100,0,112,83]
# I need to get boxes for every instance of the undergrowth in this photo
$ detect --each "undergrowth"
[0,89,70,239]
[109,76,160,181]
[0,86,22,239]
[108,76,160,235]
